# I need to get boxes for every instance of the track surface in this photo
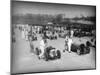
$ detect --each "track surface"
[11,28,96,74]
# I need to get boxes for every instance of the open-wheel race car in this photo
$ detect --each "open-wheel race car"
[35,46,61,61]
[71,42,90,55]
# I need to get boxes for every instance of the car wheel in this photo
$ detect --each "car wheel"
[44,52,49,61]
[55,36,57,39]
[86,47,90,53]
[35,48,41,55]
[86,41,92,47]
[44,56,48,61]
[77,48,81,55]
[35,37,37,40]
[57,50,61,59]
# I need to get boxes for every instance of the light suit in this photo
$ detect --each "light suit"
[39,40,45,58]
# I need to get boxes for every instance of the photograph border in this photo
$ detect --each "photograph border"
[10,0,96,74]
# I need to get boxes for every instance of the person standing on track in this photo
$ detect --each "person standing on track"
[68,29,73,53]
[39,37,47,59]
[67,37,73,53]
[64,33,73,53]
[64,36,69,52]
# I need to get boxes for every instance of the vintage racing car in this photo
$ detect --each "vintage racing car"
[35,46,61,61]
[71,42,90,55]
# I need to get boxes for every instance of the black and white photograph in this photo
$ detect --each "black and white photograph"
[11,0,96,74]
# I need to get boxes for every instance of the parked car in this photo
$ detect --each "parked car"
[74,30,93,37]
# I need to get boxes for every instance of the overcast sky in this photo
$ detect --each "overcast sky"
[12,1,96,18]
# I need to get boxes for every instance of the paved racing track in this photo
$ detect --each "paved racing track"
[11,28,96,74]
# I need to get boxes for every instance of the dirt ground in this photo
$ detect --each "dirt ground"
[11,28,96,74]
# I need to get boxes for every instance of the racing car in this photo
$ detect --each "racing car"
[71,43,90,55]
[35,46,61,61]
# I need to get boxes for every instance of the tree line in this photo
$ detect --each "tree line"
[12,13,96,25]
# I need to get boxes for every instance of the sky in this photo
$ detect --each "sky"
[12,1,96,18]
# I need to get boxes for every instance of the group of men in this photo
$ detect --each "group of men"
[16,24,74,59]
[37,30,74,59]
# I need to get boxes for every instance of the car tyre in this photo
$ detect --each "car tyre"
[44,52,49,61]
[57,50,61,59]
[86,47,90,53]
[77,48,81,55]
